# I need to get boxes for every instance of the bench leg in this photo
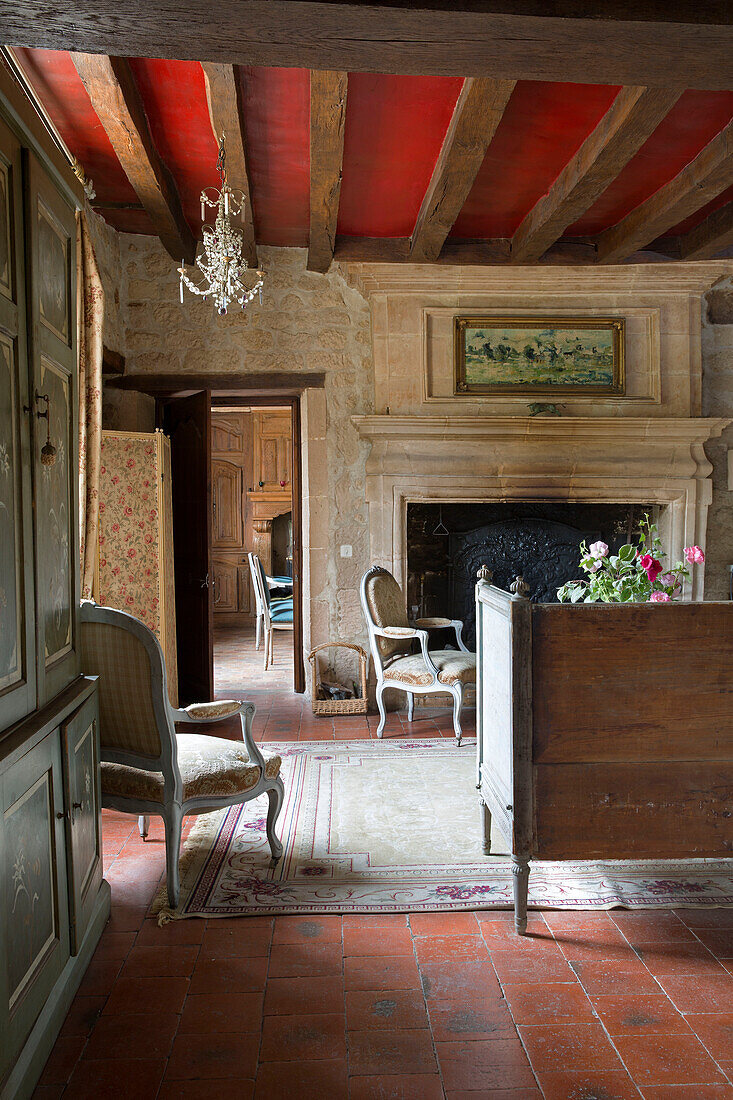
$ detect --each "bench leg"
[479,797,491,855]
[512,858,530,935]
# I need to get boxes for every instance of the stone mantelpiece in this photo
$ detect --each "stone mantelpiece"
[345,261,732,420]
[353,415,731,601]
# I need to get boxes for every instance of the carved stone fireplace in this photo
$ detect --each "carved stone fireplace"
[407,501,651,646]
[352,415,730,604]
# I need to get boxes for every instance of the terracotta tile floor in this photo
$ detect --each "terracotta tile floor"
[33,626,733,1099]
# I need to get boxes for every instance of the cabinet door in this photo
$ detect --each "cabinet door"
[0,731,70,1083]
[0,116,36,733]
[61,690,102,955]
[211,412,246,456]
[212,556,239,612]
[25,152,79,706]
[212,459,243,548]
[254,411,292,490]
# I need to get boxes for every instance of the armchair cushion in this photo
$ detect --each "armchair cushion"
[101,734,281,804]
[183,700,243,720]
[384,650,476,688]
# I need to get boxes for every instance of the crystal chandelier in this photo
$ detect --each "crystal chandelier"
[179,132,264,316]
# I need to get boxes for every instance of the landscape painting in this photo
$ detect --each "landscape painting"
[454,316,625,396]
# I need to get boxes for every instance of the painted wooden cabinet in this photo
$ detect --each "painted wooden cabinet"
[0,113,36,730]
[0,77,109,1100]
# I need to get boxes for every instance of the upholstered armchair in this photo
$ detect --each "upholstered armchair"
[80,602,284,907]
[360,566,476,743]
[248,552,293,670]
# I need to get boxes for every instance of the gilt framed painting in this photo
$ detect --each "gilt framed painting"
[454,316,625,396]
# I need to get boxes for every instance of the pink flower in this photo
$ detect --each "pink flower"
[639,554,663,583]
[684,545,705,564]
[589,541,609,559]
[588,560,602,572]
[658,573,677,588]
[649,591,670,602]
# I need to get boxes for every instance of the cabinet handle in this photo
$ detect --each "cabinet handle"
[56,810,69,820]
[73,801,83,810]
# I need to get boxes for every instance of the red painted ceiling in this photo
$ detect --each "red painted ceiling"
[12,49,733,251]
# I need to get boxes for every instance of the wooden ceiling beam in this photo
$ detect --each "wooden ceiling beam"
[511,85,683,264]
[595,118,733,264]
[9,3,733,89]
[334,235,676,266]
[201,62,258,270]
[71,53,196,264]
[410,78,516,263]
[678,201,733,260]
[308,70,348,273]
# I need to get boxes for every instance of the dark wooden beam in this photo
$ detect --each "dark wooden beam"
[8,3,733,89]
[596,118,733,264]
[334,235,677,266]
[678,201,733,260]
[201,62,258,270]
[511,86,682,264]
[410,77,516,263]
[107,372,326,396]
[308,70,348,273]
[71,53,196,264]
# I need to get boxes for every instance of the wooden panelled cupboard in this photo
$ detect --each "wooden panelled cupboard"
[0,76,109,1099]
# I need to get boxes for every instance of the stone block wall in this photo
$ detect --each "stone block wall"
[89,207,732,625]
[117,236,375,651]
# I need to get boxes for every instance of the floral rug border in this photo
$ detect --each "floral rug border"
[152,739,733,921]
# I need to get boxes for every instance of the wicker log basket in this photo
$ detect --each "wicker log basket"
[308,642,368,716]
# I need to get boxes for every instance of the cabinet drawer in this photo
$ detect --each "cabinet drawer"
[0,730,70,1082]
[62,690,102,955]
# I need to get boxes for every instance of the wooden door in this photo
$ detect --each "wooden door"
[61,692,102,955]
[212,459,243,548]
[0,116,36,731]
[25,151,79,707]
[166,390,213,704]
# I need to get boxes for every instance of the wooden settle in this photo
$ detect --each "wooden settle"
[475,580,733,933]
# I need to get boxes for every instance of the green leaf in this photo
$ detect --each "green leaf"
[618,544,635,561]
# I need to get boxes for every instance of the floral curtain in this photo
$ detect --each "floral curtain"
[76,210,104,599]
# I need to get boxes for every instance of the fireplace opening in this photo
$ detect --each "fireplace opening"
[407,502,656,648]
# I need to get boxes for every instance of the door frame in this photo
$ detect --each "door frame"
[156,390,305,695]
[210,395,304,694]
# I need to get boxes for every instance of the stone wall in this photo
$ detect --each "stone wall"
[702,279,733,601]
[92,215,732,622]
[118,237,375,649]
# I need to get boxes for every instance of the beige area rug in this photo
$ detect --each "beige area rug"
[152,739,733,920]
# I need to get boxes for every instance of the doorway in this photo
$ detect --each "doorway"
[160,389,305,703]
[210,401,299,698]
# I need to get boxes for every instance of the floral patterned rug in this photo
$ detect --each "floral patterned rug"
[152,739,733,920]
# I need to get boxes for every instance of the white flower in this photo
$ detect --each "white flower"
[589,541,609,559]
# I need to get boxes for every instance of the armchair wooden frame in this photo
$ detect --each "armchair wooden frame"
[360,566,472,744]
[80,602,284,907]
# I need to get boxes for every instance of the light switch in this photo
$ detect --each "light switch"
[340,545,353,558]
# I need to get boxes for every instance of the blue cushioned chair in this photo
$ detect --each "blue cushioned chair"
[248,552,293,670]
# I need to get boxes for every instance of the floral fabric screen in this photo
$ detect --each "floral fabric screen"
[97,430,178,705]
